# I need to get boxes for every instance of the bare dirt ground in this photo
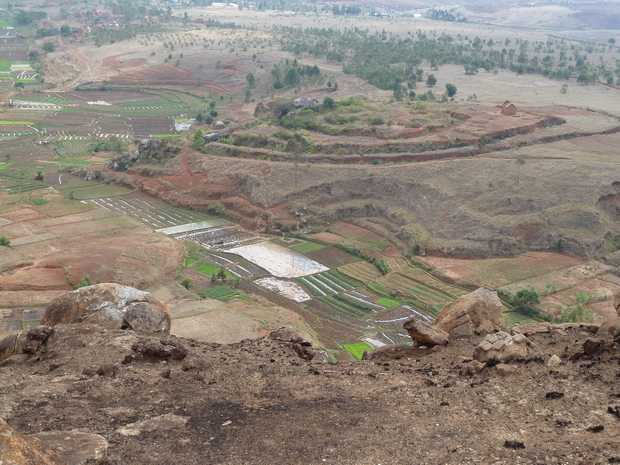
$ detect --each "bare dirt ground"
[1,322,619,464]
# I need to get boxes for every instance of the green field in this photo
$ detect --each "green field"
[290,241,326,253]
[195,264,232,277]
[185,258,200,266]
[343,342,373,360]
[0,61,10,71]
[0,121,33,125]
[376,298,399,307]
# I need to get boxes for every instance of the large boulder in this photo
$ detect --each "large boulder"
[293,98,319,110]
[402,317,449,347]
[435,288,502,338]
[614,291,620,317]
[0,417,68,465]
[41,283,170,333]
[204,131,229,143]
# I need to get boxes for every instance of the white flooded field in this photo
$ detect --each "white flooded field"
[229,241,329,278]
[254,277,311,302]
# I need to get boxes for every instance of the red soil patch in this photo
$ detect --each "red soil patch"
[1,208,48,223]
[329,221,383,242]
[440,265,479,281]
[113,60,147,69]
[568,133,620,153]
[102,53,136,66]
[0,267,71,291]
[227,102,245,111]
[108,63,196,85]
[309,232,344,244]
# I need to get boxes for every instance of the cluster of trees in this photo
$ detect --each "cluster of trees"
[332,5,362,16]
[277,27,617,93]
[271,58,320,90]
[37,26,71,38]
[14,10,46,25]
[426,9,467,23]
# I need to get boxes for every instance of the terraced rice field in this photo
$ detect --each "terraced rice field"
[338,261,383,282]
[201,251,267,278]
[90,195,218,229]
[369,267,469,312]
[0,168,46,194]
[297,270,359,297]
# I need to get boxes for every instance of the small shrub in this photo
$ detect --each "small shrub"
[0,236,10,246]
[76,277,91,289]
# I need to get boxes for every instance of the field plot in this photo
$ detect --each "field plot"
[338,261,382,282]
[254,277,311,302]
[172,225,262,250]
[90,195,218,229]
[201,251,268,278]
[0,168,46,194]
[229,241,329,278]
[127,116,175,137]
[418,252,584,289]
[297,270,358,297]
[304,246,361,268]
[368,306,435,331]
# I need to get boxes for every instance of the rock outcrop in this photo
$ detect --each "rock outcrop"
[204,131,230,143]
[0,417,68,465]
[0,325,52,364]
[41,283,170,333]
[403,317,449,347]
[435,288,502,338]
[269,326,315,360]
[473,331,533,362]
[293,98,319,110]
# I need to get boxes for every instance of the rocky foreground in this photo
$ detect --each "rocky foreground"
[2,286,620,464]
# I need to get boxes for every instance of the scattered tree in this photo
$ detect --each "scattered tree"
[445,83,457,97]
[42,42,55,53]
[246,72,255,87]
[426,74,437,87]
[0,236,10,246]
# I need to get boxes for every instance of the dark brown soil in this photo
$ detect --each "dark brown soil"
[1,324,620,464]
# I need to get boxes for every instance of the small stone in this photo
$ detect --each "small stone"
[546,354,562,367]
[495,363,517,376]
[459,360,485,376]
[583,338,602,356]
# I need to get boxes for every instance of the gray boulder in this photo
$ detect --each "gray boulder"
[41,283,170,333]
[213,121,226,129]
[204,131,229,143]
[293,98,319,110]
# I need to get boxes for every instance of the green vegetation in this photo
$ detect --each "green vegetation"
[0,236,10,246]
[509,288,553,322]
[75,277,92,288]
[290,242,325,253]
[185,258,200,266]
[561,293,595,323]
[376,298,399,307]
[195,264,232,277]
[343,342,373,360]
